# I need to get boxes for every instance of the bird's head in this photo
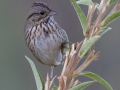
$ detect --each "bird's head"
[27,1,57,23]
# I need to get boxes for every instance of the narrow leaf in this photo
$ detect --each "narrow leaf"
[80,35,100,58]
[25,56,44,90]
[107,0,116,5]
[70,0,88,36]
[52,86,58,90]
[80,71,113,90]
[69,81,95,90]
[100,27,112,36]
[76,0,94,6]
[102,10,120,27]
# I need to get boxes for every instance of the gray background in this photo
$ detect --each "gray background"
[0,0,120,90]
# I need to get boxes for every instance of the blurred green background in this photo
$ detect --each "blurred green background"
[0,0,120,90]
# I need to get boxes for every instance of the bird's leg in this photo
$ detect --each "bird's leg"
[50,66,54,79]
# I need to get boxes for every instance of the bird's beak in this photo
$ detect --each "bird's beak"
[49,10,57,16]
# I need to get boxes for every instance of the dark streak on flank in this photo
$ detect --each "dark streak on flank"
[43,27,49,37]
[28,26,34,45]
[40,22,42,29]
[34,38,35,46]
[44,23,50,33]
[49,23,54,33]
[26,26,33,41]
[53,35,56,42]
[34,25,37,36]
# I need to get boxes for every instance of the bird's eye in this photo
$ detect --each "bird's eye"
[40,12,44,15]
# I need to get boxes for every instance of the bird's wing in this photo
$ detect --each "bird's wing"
[61,29,69,54]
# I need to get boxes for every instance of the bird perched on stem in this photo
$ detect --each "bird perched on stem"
[24,1,69,79]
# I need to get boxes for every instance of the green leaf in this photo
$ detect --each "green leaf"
[52,86,58,90]
[102,10,120,27]
[100,27,112,36]
[80,71,113,90]
[83,49,91,57]
[70,0,88,36]
[80,35,100,58]
[95,3,99,11]
[76,0,93,6]
[69,81,95,90]
[107,0,116,5]
[25,56,44,90]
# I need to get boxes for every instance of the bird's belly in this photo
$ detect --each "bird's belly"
[31,36,63,66]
